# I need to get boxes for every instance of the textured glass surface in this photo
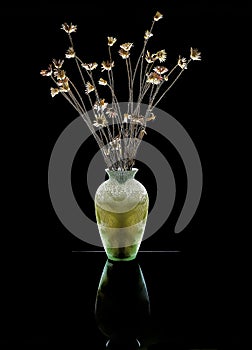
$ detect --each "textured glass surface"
[95,169,149,261]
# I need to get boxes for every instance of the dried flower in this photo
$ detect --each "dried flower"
[153,66,168,75]
[155,50,167,63]
[93,115,107,128]
[81,62,98,71]
[109,136,121,151]
[145,50,157,63]
[61,23,77,34]
[98,78,108,86]
[107,37,117,46]
[101,61,114,72]
[120,43,133,51]
[144,30,153,40]
[146,113,156,121]
[50,87,60,97]
[138,128,147,139]
[52,59,64,69]
[54,69,66,80]
[106,108,118,118]
[178,56,187,69]
[56,77,68,87]
[154,11,163,21]
[190,47,201,61]
[40,64,53,77]
[128,115,145,124]
[85,81,95,94]
[146,72,163,85]
[94,99,108,111]
[123,113,130,123]
[59,79,70,92]
[119,48,130,59]
[65,47,75,58]
[41,10,201,171]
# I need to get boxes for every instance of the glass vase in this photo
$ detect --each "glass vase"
[95,168,149,261]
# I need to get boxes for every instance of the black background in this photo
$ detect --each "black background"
[0,1,249,348]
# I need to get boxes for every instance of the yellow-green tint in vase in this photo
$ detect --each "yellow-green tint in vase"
[95,168,149,261]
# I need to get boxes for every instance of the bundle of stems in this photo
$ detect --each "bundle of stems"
[41,11,201,170]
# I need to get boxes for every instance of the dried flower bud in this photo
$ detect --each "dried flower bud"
[118,48,130,59]
[190,47,201,61]
[145,50,157,63]
[101,61,114,72]
[50,87,60,97]
[153,66,168,75]
[65,47,75,58]
[98,78,108,86]
[94,99,108,111]
[155,50,167,63]
[81,62,98,71]
[146,113,156,121]
[60,80,70,92]
[54,69,66,80]
[146,72,163,85]
[120,42,133,51]
[144,30,153,40]
[106,108,117,118]
[128,115,145,125]
[178,55,188,69]
[52,59,64,69]
[93,115,107,128]
[40,64,53,77]
[85,82,95,94]
[154,11,163,21]
[138,128,147,139]
[107,37,117,46]
[61,23,77,34]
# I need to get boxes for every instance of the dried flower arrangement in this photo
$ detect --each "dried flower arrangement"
[40,11,201,170]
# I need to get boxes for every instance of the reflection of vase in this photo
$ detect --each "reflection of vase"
[95,168,149,261]
[95,259,151,348]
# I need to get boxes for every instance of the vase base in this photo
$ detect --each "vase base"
[105,245,139,261]
[107,255,137,262]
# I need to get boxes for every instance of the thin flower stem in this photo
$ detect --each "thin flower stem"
[151,69,185,110]
[125,59,132,115]
[108,46,115,92]
[128,57,133,113]
[132,20,155,84]
[42,19,200,171]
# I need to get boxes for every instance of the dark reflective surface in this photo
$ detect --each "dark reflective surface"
[95,259,150,349]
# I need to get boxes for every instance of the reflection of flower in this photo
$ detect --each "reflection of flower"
[40,10,201,170]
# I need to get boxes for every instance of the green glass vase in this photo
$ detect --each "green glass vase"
[95,168,149,261]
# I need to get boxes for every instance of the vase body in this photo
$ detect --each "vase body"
[95,168,149,261]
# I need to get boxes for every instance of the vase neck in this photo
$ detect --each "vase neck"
[105,168,138,184]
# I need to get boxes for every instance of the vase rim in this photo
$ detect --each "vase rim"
[105,168,138,183]
[105,167,138,173]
